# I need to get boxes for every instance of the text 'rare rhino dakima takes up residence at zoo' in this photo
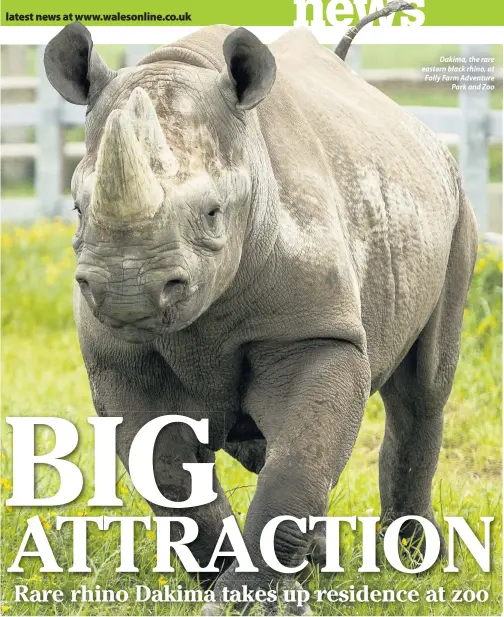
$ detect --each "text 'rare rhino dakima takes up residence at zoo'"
[43,0,478,613]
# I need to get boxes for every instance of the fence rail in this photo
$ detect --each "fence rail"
[1,43,502,233]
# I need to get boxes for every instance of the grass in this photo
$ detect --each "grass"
[381,88,502,111]
[0,222,502,616]
[361,44,503,70]
[361,44,503,113]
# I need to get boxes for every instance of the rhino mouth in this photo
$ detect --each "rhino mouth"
[97,313,163,343]
[92,293,204,343]
[109,323,160,344]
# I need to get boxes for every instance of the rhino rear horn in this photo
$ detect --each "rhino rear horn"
[126,87,179,176]
[220,27,276,111]
[44,21,116,106]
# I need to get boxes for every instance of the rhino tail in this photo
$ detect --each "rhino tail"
[334,0,414,61]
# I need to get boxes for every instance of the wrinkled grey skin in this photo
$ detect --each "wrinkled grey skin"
[44,21,478,615]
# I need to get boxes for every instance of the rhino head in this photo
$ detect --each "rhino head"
[44,23,276,343]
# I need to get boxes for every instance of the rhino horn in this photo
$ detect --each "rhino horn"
[126,87,179,176]
[91,109,164,224]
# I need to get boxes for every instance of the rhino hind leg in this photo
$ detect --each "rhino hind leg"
[378,195,478,556]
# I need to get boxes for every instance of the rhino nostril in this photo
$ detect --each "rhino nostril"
[76,276,97,308]
[161,276,188,307]
[164,278,186,291]
[76,276,90,293]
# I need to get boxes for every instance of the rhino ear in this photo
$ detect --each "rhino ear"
[221,27,276,111]
[44,21,116,105]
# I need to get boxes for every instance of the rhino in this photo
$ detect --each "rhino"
[44,3,477,614]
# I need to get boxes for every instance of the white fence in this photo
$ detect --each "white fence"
[1,43,502,234]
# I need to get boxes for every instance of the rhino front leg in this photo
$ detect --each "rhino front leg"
[88,363,235,587]
[209,339,370,614]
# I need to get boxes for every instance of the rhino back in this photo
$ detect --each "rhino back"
[257,30,463,382]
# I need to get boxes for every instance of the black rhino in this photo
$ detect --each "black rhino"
[44,3,477,613]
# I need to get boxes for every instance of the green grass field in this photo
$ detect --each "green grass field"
[0,222,502,616]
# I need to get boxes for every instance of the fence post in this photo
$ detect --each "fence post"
[125,45,154,67]
[36,44,64,218]
[2,46,32,187]
[459,44,491,234]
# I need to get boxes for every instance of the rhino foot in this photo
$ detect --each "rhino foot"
[201,579,313,616]
[379,512,447,562]
[201,602,225,616]
[201,601,312,616]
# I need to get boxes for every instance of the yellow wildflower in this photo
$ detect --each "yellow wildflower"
[477,314,498,337]
[474,258,486,275]
[39,515,50,530]
[1,606,9,611]
[1,234,13,249]
[159,576,168,585]
[45,263,60,286]
[401,538,408,546]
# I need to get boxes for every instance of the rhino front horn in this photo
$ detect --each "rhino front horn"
[91,109,164,224]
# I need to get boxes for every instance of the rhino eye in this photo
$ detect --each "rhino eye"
[73,202,82,217]
[205,206,221,218]
[202,205,225,240]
